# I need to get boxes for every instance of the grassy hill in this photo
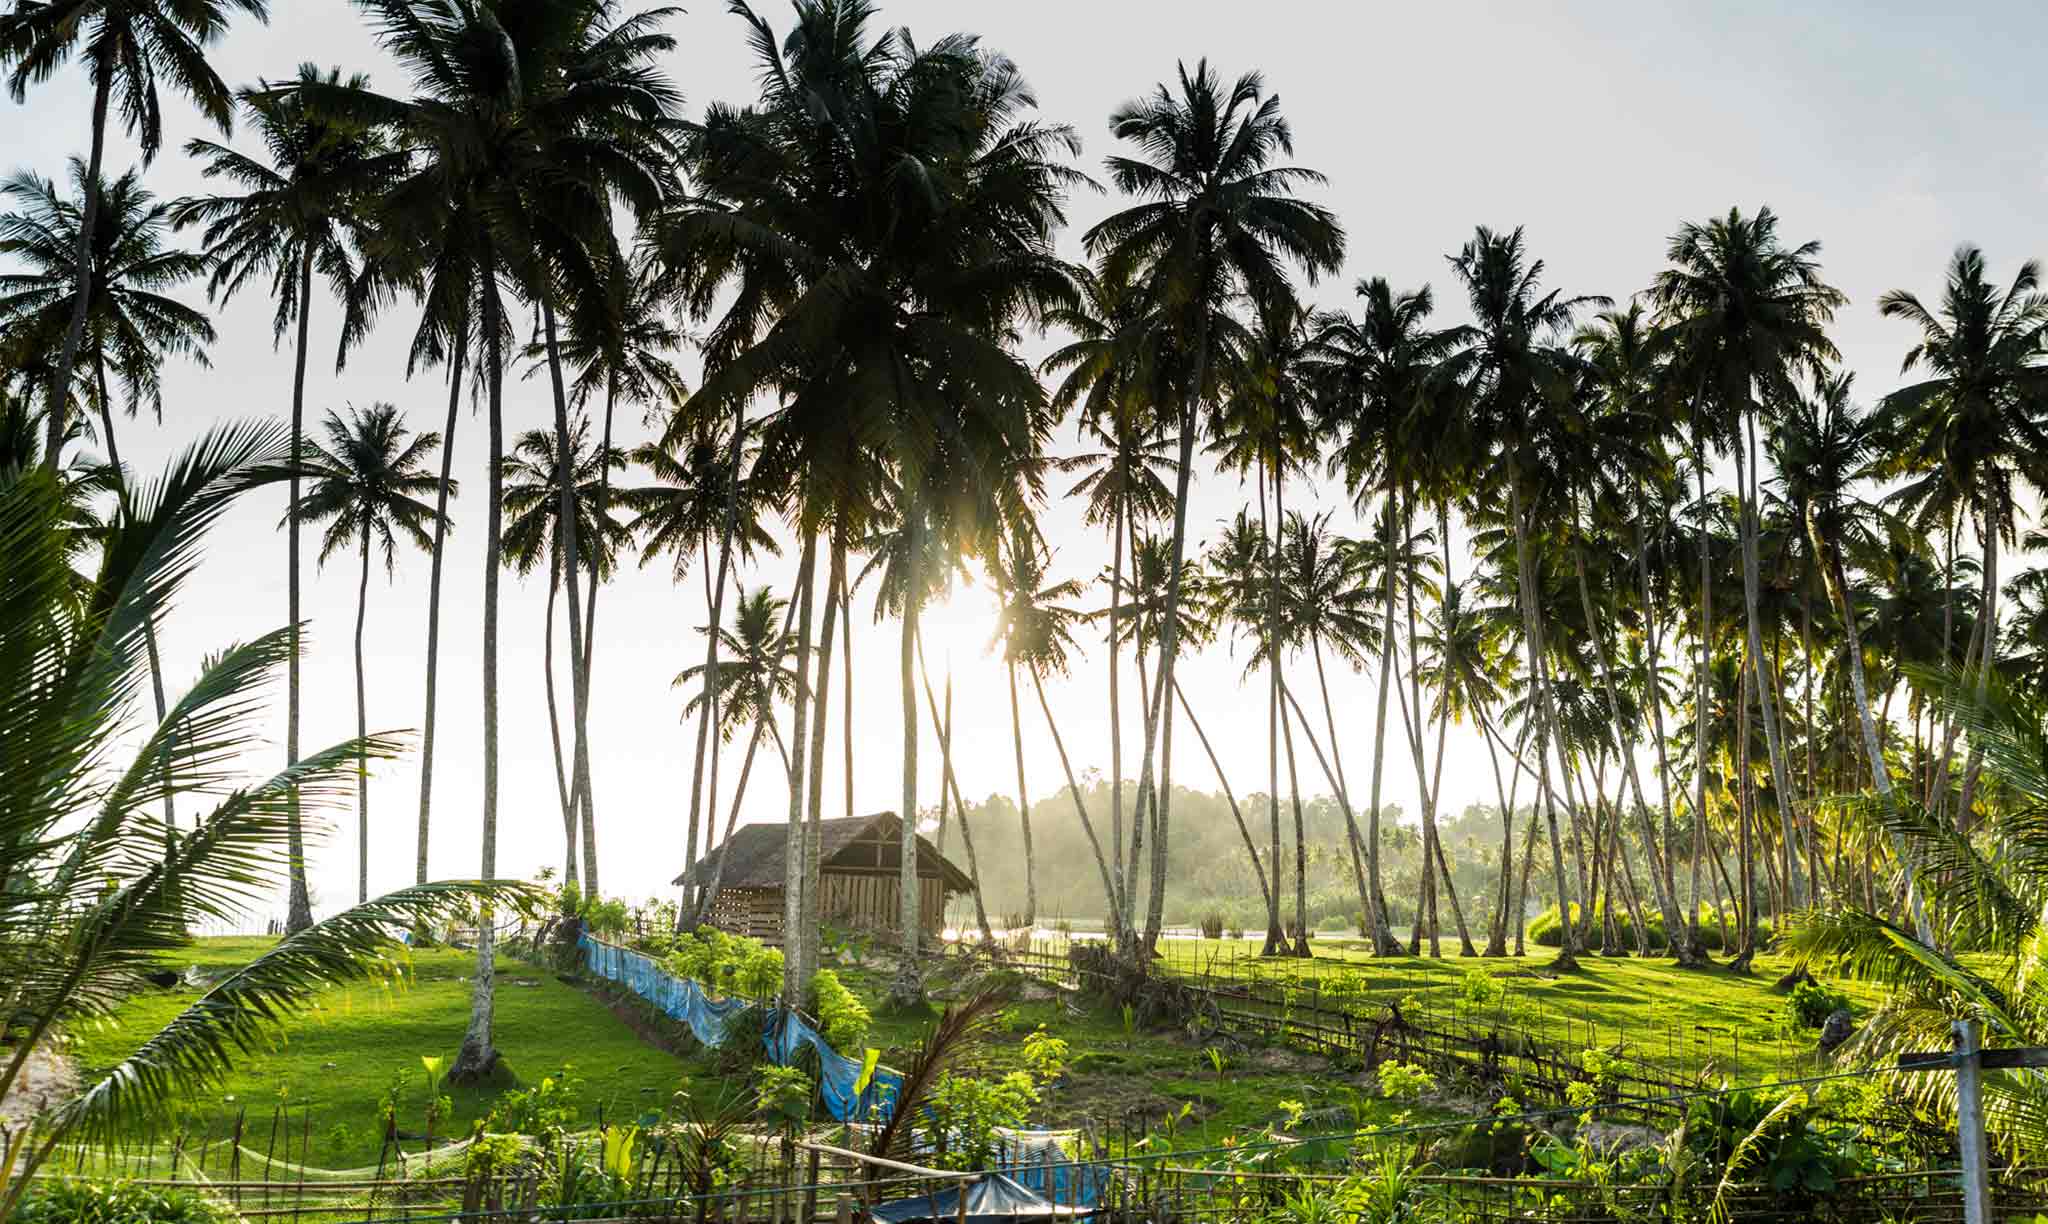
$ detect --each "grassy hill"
[63,938,692,1170]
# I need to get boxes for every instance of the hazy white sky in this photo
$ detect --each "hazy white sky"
[8,0,2045,917]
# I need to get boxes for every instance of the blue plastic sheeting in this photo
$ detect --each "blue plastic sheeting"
[580,936,752,1047]
[766,1010,904,1123]
[870,1173,1095,1224]
[579,936,1101,1205]
[993,1133,1110,1208]
[578,935,896,1120]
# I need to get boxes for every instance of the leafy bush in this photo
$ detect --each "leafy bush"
[1198,911,1226,939]
[928,1072,1039,1170]
[14,1181,234,1223]
[667,929,783,999]
[1376,1061,1437,1101]
[1021,1026,1070,1081]
[1460,968,1505,1009]
[1787,979,1850,1029]
[809,968,871,1050]
[487,1064,583,1134]
[1526,901,1775,953]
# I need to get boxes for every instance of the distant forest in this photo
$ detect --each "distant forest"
[931,781,1601,938]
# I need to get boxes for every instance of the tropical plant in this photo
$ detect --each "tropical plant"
[295,0,683,1082]
[0,0,268,454]
[0,420,522,1221]
[1085,57,1344,953]
[175,60,403,930]
[290,400,445,903]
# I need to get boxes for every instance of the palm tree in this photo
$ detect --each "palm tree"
[298,0,682,1082]
[629,414,778,907]
[175,62,402,931]
[1785,371,1936,942]
[0,421,518,1224]
[661,0,1076,994]
[1043,262,1180,937]
[1312,277,1454,954]
[993,527,1119,927]
[290,401,444,904]
[675,585,798,920]
[546,247,685,882]
[0,160,213,883]
[1209,293,1320,956]
[1086,59,1343,954]
[1876,246,2048,827]
[1653,206,1846,910]
[1439,226,1604,970]
[1572,304,1702,965]
[0,0,268,460]
[1788,668,2048,1157]
[0,161,214,471]
[502,417,631,895]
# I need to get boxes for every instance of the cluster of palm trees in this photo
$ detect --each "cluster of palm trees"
[5,2,2048,1078]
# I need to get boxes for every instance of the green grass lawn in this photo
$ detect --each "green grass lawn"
[58,930,1881,1178]
[63,938,694,1171]
[1019,935,1886,1084]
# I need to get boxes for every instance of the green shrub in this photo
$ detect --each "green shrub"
[15,1180,234,1223]
[927,1072,1039,1170]
[809,968,871,1050]
[487,1064,583,1134]
[1787,979,1850,1029]
[667,929,783,998]
[1198,911,1225,939]
[1526,900,1778,953]
[1376,1060,1436,1101]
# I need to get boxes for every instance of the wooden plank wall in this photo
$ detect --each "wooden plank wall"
[716,873,948,946]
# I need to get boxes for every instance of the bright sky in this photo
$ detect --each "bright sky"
[8,0,2045,916]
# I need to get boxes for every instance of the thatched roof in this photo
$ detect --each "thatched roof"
[673,812,973,893]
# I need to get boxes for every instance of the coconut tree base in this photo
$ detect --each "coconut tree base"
[446,1040,504,1086]
[1548,950,1580,973]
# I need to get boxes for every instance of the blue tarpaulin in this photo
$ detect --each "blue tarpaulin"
[870,1174,1096,1224]
[578,935,901,1120]
[578,935,1100,1204]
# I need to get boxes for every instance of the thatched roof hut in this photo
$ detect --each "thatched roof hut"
[673,812,973,945]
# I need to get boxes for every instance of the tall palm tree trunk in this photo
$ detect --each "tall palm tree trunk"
[1131,292,1214,960]
[916,638,995,943]
[1690,421,1711,948]
[1364,502,1401,955]
[1261,472,1285,955]
[1634,515,1694,960]
[285,246,315,933]
[417,331,465,884]
[100,365,182,892]
[1573,536,1694,965]
[1004,662,1038,928]
[570,374,622,896]
[1106,476,1128,926]
[1308,637,1373,946]
[798,532,844,988]
[540,300,597,898]
[1734,415,1804,906]
[354,523,371,904]
[1025,667,1123,932]
[894,504,923,986]
[782,532,817,1001]
[1811,519,1935,944]
[44,68,111,468]
[543,553,579,894]
[1277,671,1310,956]
[453,257,505,1082]
[1507,475,1581,969]
[1954,513,2000,825]
[680,401,747,927]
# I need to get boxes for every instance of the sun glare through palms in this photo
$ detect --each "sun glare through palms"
[3,0,2045,1214]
